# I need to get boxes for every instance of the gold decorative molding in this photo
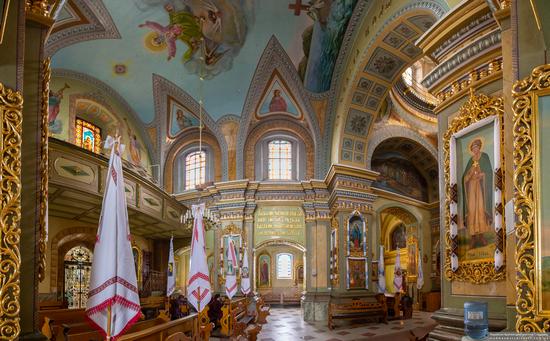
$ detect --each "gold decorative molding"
[443,90,505,284]
[435,58,502,112]
[24,0,56,25]
[0,82,23,339]
[513,64,550,332]
[38,58,50,283]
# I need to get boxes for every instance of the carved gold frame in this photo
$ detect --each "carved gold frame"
[514,64,550,331]
[38,58,50,283]
[443,90,505,284]
[0,82,23,338]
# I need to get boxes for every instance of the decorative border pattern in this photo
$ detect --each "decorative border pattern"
[513,64,550,332]
[443,91,505,284]
[45,0,121,56]
[0,82,23,339]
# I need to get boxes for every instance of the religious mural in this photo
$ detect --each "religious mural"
[455,123,495,262]
[169,98,200,137]
[138,0,254,79]
[48,83,70,134]
[390,223,406,250]
[258,253,271,288]
[348,216,366,257]
[257,79,300,118]
[372,155,429,202]
[300,0,359,92]
[347,258,367,289]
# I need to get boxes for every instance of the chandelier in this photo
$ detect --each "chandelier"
[181,207,220,231]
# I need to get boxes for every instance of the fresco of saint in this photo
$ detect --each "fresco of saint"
[462,138,493,248]
[260,258,269,286]
[269,89,288,112]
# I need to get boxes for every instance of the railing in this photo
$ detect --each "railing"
[394,77,437,113]
[142,270,166,296]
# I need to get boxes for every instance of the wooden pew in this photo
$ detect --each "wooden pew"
[327,296,387,330]
[218,297,261,341]
[60,316,171,341]
[66,314,197,341]
[255,296,270,324]
[38,308,86,340]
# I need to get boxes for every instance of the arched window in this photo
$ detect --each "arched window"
[64,246,93,309]
[185,151,206,190]
[403,67,413,87]
[268,140,292,180]
[276,253,293,279]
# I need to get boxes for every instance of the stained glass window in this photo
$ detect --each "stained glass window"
[75,119,101,153]
[276,253,293,279]
[268,140,292,180]
[185,151,206,190]
[64,246,93,309]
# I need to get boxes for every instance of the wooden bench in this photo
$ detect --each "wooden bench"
[66,314,197,341]
[217,297,261,340]
[328,296,387,330]
[255,297,270,324]
[38,308,86,340]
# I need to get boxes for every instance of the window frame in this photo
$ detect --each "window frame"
[173,145,214,193]
[254,133,306,181]
[276,252,293,280]
[268,139,293,180]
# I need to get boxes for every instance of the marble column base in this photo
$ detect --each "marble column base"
[428,308,507,341]
[302,292,330,322]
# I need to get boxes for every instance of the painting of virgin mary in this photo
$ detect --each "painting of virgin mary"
[348,216,365,256]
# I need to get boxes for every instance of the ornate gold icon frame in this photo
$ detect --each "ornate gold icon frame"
[443,90,505,284]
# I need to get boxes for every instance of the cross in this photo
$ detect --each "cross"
[288,0,309,16]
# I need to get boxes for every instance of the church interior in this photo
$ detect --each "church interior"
[1,0,550,340]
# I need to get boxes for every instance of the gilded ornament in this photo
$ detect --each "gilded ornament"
[0,82,23,339]
[443,89,506,284]
[513,64,550,332]
[38,58,50,283]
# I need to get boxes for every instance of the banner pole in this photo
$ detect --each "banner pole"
[106,305,112,341]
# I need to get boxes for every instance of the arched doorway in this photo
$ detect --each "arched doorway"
[254,239,305,305]
[379,207,419,294]
[63,245,93,309]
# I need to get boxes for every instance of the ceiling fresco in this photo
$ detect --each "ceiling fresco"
[51,0,359,124]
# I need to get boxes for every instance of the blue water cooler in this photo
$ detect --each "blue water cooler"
[464,301,488,339]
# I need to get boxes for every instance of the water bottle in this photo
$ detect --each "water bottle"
[464,301,488,340]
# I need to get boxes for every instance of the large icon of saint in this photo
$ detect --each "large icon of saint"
[462,138,493,248]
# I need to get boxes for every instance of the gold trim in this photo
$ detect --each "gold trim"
[38,58,50,283]
[443,89,505,284]
[513,64,550,331]
[0,82,23,339]
[0,0,9,45]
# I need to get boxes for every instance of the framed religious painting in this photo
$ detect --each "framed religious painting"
[218,223,243,285]
[371,260,379,282]
[443,90,505,284]
[347,211,367,257]
[257,253,271,288]
[514,65,550,331]
[346,258,368,289]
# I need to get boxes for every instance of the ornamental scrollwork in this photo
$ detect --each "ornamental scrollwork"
[513,64,550,332]
[443,89,505,284]
[0,82,23,339]
[38,58,50,283]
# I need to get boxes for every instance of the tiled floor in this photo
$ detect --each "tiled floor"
[255,307,437,341]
